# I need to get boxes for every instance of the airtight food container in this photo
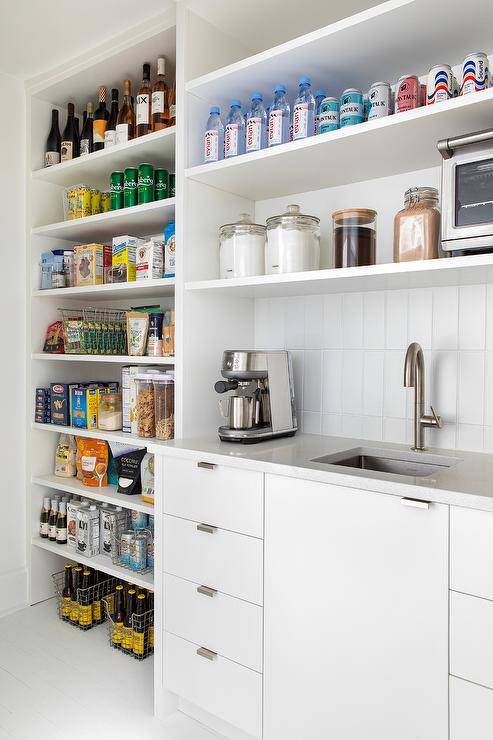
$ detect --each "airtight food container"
[265,204,320,274]
[219,213,266,279]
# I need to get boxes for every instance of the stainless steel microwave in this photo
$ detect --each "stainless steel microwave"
[438,129,493,253]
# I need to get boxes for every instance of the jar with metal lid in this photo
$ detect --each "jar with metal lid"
[266,204,320,274]
[219,213,266,279]
[153,375,174,440]
[332,209,377,268]
[393,187,440,262]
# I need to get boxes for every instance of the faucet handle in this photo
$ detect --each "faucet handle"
[430,405,443,428]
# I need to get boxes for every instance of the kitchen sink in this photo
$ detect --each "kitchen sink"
[311,446,460,479]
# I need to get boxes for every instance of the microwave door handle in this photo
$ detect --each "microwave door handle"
[438,129,493,160]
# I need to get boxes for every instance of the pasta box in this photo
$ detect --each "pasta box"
[50,383,70,426]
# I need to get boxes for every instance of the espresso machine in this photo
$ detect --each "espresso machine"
[214,350,297,443]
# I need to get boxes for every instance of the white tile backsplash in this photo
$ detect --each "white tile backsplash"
[255,283,493,453]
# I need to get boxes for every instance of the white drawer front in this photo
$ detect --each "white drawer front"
[451,506,493,600]
[451,591,493,690]
[165,574,263,672]
[164,632,262,739]
[164,514,263,605]
[163,456,263,537]
[450,676,493,740]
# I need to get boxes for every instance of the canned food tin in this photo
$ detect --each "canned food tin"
[67,189,77,220]
[76,186,92,219]
[367,81,392,119]
[130,535,147,572]
[100,192,111,212]
[169,173,175,198]
[110,171,124,211]
[131,510,148,530]
[460,52,489,95]
[120,530,133,565]
[339,88,364,127]
[90,189,101,215]
[138,163,154,205]
[123,167,138,208]
[318,97,339,134]
[154,168,169,200]
[427,64,453,104]
[395,75,420,112]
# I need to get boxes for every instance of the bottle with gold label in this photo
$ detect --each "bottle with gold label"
[122,588,136,652]
[112,584,125,647]
[92,570,103,625]
[61,563,73,621]
[147,589,154,651]
[78,570,93,628]
[132,593,147,656]
[93,85,109,151]
[70,566,83,623]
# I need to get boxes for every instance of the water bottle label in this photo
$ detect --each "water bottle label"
[246,117,261,152]
[204,129,219,162]
[268,109,283,146]
[293,102,308,140]
[225,123,239,157]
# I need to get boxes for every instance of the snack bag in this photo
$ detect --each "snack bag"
[43,321,65,353]
[80,438,109,487]
[54,434,77,478]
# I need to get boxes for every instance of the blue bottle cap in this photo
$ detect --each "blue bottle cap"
[252,92,263,101]
[315,89,326,98]
[299,76,311,86]
[210,106,220,115]
[274,84,286,94]
[230,99,241,108]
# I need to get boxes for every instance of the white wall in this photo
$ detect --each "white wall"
[0,72,26,615]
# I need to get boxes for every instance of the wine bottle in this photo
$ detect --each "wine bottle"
[80,101,94,156]
[56,501,67,545]
[168,79,176,126]
[136,63,152,137]
[74,117,80,157]
[61,103,78,162]
[93,85,109,151]
[104,88,119,148]
[39,497,51,537]
[45,109,61,167]
[116,79,135,145]
[151,57,169,131]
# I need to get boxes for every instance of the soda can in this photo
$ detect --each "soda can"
[120,529,133,565]
[138,163,154,205]
[131,510,149,530]
[90,188,101,215]
[169,173,175,198]
[123,167,138,208]
[110,171,124,211]
[100,191,111,212]
[147,538,154,568]
[318,97,339,134]
[460,52,489,95]
[395,75,420,112]
[339,88,364,127]
[154,168,169,200]
[130,535,147,572]
[367,81,392,120]
[426,64,453,105]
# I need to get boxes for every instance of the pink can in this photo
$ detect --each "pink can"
[395,75,420,113]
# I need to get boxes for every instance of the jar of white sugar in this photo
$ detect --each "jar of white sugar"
[219,213,266,279]
[265,204,320,274]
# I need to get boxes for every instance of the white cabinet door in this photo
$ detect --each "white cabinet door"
[450,676,493,740]
[263,474,449,740]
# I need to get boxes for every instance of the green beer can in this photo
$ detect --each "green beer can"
[154,168,169,200]
[110,171,124,211]
[124,167,138,208]
[138,163,154,205]
[169,172,175,198]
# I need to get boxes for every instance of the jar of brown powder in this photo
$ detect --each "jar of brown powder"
[393,187,440,262]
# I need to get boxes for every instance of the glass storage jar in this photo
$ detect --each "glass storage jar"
[265,204,320,274]
[393,187,440,262]
[153,375,174,440]
[136,374,156,438]
[332,209,377,268]
[219,213,266,279]
[98,392,123,431]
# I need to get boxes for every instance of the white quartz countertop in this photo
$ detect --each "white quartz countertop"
[149,433,493,512]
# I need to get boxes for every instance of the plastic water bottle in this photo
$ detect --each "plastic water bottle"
[224,100,245,158]
[293,76,315,140]
[204,106,224,163]
[245,92,268,153]
[314,89,326,135]
[268,85,290,147]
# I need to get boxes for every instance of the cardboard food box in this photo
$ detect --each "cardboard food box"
[50,382,70,426]
[74,243,111,286]
[112,235,144,283]
[136,240,164,280]
[71,387,100,430]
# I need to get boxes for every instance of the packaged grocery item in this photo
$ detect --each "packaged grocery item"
[67,500,82,548]
[50,382,70,425]
[76,436,84,479]
[54,433,77,477]
[90,189,101,216]
[98,391,122,431]
[74,243,111,286]
[76,186,92,218]
[80,438,109,487]
[136,373,156,438]
[71,387,100,430]
[112,235,144,283]
[43,321,65,353]
[164,222,175,277]
[131,510,149,529]
[127,312,149,356]
[77,505,100,556]
[146,310,164,356]
[109,442,147,496]
[35,388,51,423]
[141,453,155,504]
[162,309,175,356]
[136,240,164,280]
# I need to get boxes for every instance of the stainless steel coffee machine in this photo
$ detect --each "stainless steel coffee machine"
[214,350,297,443]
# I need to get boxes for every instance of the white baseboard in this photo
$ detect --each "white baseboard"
[0,566,28,617]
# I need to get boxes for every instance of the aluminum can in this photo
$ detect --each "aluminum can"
[147,538,154,568]
[131,510,149,530]
[110,171,124,211]
[138,163,154,204]
[130,535,148,572]
[318,97,339,133]
[460,52,489,95]
[154,168,169,200]
[395,75,420,112]
[426,64,453,104]
[123,167,138,208]
[120,529,133,565]
[90,189,101,215]
[367,81,393,119]
[100,191,111,212]
[339,88,364,127]
[169,173,175,198]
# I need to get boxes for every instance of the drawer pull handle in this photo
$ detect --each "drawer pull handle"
[401,497,430,510]
[197,461,216,470]
[197,585,217,598]
[197,646,217,661]
[197,523,217,534]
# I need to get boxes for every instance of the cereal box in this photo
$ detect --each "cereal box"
[74,243,111,286]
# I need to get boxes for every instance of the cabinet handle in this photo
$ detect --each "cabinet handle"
[197,523,217,534]
[197,646,217,661]
[197,461,216,470]
[401,497,431,510]
[197,585,217,598]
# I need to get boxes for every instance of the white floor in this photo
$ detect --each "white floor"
[0,599,219,740]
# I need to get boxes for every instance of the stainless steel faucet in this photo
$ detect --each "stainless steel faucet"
[403,342,442,451]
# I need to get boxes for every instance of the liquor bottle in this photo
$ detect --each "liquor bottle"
[92,570,103,625]
[79,101,94,156]
[151,57,169,131]
[48,499,58,541]
[39,497,51,538]
[70,566,83,623]
[116,79,135,145]
[147,589,154,650]
[44,109,61,167]
[61,563,73,621]
[136,63,152,137]
[104,88,119,148]
[93,85,109,151]
[74,117,80,157]
[112,584,125,647]
[61,103,78,162]
[132,592,147,657]
[168,80,176,126]
[79,570,93,628]
[122,588,136,652]
[56,501,67,545]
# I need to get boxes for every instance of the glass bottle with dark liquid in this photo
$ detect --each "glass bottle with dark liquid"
[332,208,377,268]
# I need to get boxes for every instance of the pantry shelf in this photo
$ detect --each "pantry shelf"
[32,277,175,300]
[32,474,153,514]
[32,127,176,190]
[31,537,154,589]
[32,421,149,447]
[31,353,175,365]
[185,253,493,297]
[32,198,175,241]
[185,89,493,200]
